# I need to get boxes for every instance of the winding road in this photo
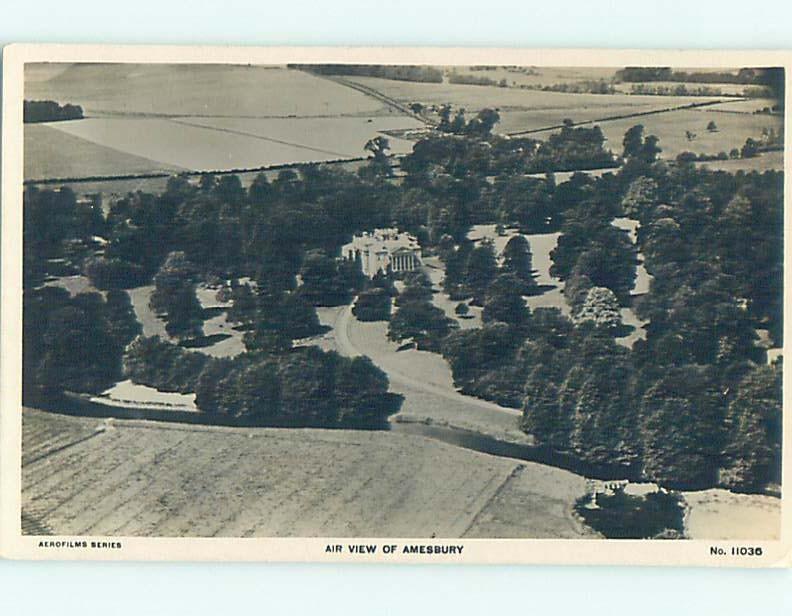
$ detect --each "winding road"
[325,304,526,441]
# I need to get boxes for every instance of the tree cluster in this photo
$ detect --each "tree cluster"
[23,286,139,402]
[124,335,397,428]
[388,270,455,351]
[24,100,84,123]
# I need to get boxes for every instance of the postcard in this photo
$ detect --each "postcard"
[1,45,789,565]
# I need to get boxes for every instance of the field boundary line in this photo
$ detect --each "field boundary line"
[166,117,353,159]
[23,155,371,186]
[505,98,740,136]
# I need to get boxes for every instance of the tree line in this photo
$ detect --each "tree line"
[290,64,443,83]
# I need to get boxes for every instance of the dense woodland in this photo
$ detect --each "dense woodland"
[23,109,783,492]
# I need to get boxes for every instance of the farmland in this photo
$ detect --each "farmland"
[591,108,782,162]
[25,65,781,184]
[343,75,726,116]
[21,408,592,538]
[25,64,390,117]
[444,66,620,89]
[42,116,423,173]
[25,123,181,180]
[342,75,730,133]
[24,64,423,181]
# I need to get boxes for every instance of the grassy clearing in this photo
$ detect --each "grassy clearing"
[42,274,100,297]
[127,286,169,339]
[25,123,181,180]
[193,285,245,358]
[25,64,388,117]
[21,408,591,538]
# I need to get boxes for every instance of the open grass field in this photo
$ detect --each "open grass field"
[21,408,592,538]
[174,114,424,159]
[38,116,415,173]
[25,123,182,180]
[541,107,784,162]
[25,64,389,118]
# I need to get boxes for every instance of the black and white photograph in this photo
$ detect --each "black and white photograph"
[1,46,788,565]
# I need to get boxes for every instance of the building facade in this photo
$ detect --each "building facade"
[342,228,422,277]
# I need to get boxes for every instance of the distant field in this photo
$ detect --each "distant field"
[175,115,424,158]
[28,115,420,176]
[344,76,728,133]
[24,64,423,180]
[612,81,753,96]
[444,66,619,88]
[345,76,725,113]
[531,107,784,162]
[25,64,389,118]
[497,106,672,134]
[21,408,592,538]
[695,150,784,173]
[705,98,779,114]
[25,123,181,180]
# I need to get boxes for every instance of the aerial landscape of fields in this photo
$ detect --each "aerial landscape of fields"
[21,62,783,542]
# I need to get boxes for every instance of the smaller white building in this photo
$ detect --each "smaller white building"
[342,228,422,277]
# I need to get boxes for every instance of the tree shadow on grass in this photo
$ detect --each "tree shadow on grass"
[613,323,636,338]
[180,333,232,349]
[201,306,226,319]
[527,283,557,296]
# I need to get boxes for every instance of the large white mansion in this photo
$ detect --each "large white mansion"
[342,228,422,277]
